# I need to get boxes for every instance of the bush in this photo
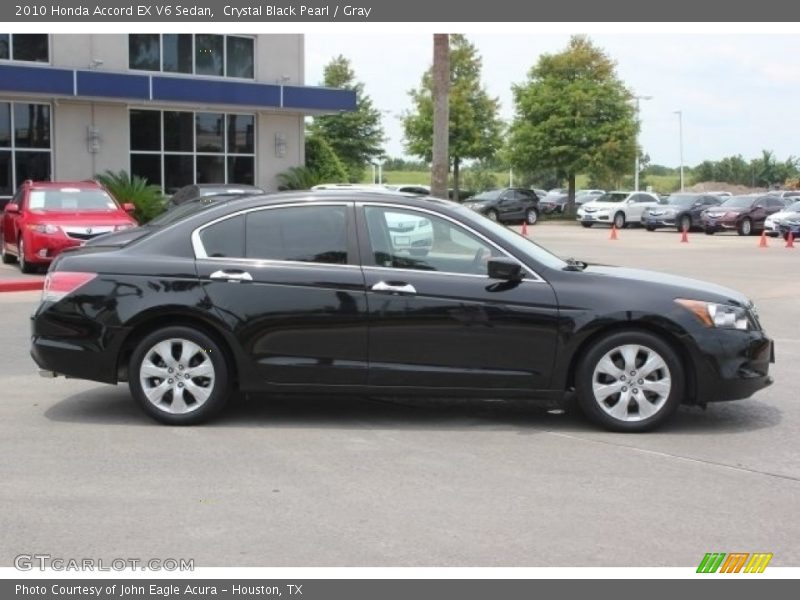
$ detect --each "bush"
[277,166,323,190]
[305,135,348,183]
[95,170,165,223]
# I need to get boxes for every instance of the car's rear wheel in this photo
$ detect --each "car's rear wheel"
[129,326,230,425]
[738,218,753,236]
[486,209,499,222]
[613,212,627,229]
[678,215,692,233]
[1,240,16,264]
[581,222,593,228]
[575,331,684,432]
[525,208,539,225]
[18,239,36,274]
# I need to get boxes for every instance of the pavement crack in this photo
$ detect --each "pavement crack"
[542,429,800,483]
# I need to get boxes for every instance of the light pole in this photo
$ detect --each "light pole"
[674,110,684,191]
[633,95,652,191]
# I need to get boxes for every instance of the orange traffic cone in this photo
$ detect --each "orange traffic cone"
[521,220,528,236]
[609,225,618,240]
[680,225,689,243]
[786,232,795,249]
[759,230,768,248]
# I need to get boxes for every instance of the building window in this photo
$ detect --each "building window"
[128,34,254,79]
[0,102,52,197]
[0,34,49,63]
[129,109,255,194]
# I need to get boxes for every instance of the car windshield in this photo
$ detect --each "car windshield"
[721,196,757,208]
[665,194,701,206]
[472,190,503,201]
[28,189,119,212]
[453,205,567,271]
[595,192,628,203]
[784,201,800,212]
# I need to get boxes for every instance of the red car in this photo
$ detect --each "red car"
[1,180,137,273]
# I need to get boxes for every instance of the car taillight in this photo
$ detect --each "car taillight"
[42,272,97,303]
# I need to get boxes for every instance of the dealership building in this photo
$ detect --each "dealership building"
[0,33,355,200]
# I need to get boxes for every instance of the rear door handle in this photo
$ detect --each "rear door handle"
[371,281,417,294]
[210,269,253,282]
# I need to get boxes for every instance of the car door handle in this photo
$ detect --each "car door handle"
[209,269,253,282]
[371,281,417,294]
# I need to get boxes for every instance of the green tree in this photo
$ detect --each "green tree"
[308,55,385,183]
[403,34,504,201]
[508,35,637,213]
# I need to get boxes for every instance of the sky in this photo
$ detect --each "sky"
[305,33,800,169]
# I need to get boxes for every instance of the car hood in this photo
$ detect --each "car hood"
[582,265,750,306]
[767,210,798,220]
[707,206,746,214]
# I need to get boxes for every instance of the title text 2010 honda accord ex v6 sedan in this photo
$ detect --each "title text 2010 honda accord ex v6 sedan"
[30,191,774,432]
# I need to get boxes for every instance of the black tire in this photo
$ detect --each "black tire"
[678,215,692,233]
[645,225,656,232]
[704,228,715,235]
[581,222,593,228]
[613,212,627,229]
[486,209,499,223]
[525,208,539,225]
[738,218,753,236]
[1,239,16,264]
[575,330,685,432]
[128,326,230,425]
[18,239,37,274]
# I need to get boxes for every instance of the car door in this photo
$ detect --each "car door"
[193,202,369,388]
[497,191,519,220]
[626,194,656,222]
[1,187,23,254]
[358,203,560,392]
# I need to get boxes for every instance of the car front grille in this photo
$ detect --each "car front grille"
[62,226,115,241]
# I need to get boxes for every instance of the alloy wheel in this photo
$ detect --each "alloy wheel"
[591,344,672,422]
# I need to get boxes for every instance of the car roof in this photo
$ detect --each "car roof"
[26,180,103,190]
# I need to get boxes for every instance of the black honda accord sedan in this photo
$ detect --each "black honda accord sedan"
[30,191,774,432]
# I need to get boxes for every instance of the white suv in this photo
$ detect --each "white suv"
[577,191,661,228]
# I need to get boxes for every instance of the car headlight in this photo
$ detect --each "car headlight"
[27,223,60,234]
[675,299,750,330]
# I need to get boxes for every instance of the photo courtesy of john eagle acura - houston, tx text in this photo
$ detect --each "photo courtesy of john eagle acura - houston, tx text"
[29,191,774,432]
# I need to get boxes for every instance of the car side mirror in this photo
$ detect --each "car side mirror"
[4,203,19,214]
[488,258,523,281]
[123,203,136,213]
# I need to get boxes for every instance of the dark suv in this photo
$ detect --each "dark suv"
[643,193,721,232]
[462,188,540,225]
[701,195,786,236]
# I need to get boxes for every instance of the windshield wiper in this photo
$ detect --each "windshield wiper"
[563,257,587,271]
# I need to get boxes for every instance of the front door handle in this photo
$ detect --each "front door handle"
[210,269,253,282]
[371,281,417,294]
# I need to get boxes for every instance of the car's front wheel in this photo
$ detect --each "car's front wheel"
[575,330,684,432]
[581,222,593,228]
[128,326,230,425]
[613,212,627,229]
[18,239,36,274]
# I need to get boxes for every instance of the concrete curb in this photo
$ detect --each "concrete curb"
[0,279,44,293]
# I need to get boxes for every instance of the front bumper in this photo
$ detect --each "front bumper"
[24,232,83,263]
[693,328,774,404]
[576,212,610,223]
[777,223,800,238]
[643,216,677,228]
[701,216,738,231]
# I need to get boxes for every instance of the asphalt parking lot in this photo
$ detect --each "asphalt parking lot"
[0,223,798,568]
